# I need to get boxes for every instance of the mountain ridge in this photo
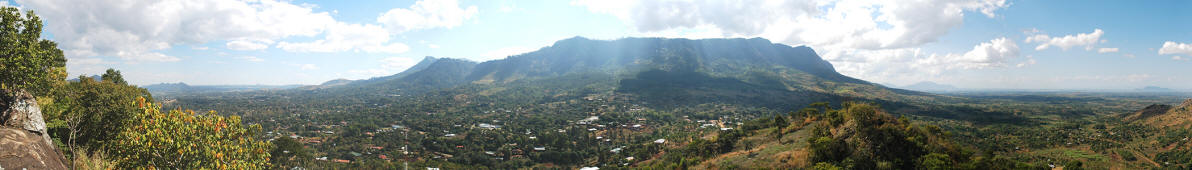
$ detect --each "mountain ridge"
[1125,99,1192,128]
[306,37,954,114]
[339,37,875,93]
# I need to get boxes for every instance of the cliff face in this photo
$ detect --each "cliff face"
[0,89,68,169]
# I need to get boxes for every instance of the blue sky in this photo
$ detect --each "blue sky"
[4,0,1191,90]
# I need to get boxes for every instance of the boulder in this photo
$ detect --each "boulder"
[1,89,51,145]
[0,89,68,169]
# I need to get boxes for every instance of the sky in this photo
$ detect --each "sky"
[2,0,1190,90]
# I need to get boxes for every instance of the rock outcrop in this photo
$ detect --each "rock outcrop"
[0,89,68,169]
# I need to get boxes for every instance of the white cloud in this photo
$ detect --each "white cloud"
[276,22,409,53]
[376,0,478,33]
[499,3,519,13]
[17,0,338,63]
[226,39,271,51]
[1159,41,1192,56]
[1174,56,1188,61]
[428,44,440,49]
[379,57,422,72]
[299,64,319,70]
[1097,48,1118,53]
[1124,53,1136,58]
[364,43,412,54]
[574,0,1008,50]
[950,37,1021,69]
[573,0,1012,84]
[1016,58,1037,68]
[830,37,1021,84]
[65,57,115,75]
[480,46,540,61]
[346,57,421,78]
[1024,29,1105,51]
[238,56,265,62]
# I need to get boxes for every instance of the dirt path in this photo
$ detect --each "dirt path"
[1131,149,1160,167]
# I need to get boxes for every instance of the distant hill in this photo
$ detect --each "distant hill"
[320,79,354,86]
[1124,99,1192,128]
[66,75,102,82]
[297,79,355,90]
[144,82,302,95]
[900,81,960,92]
[1137,86,1176,92]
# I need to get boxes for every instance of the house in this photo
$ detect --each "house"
[379,154,388,160]
[445,134,457,137]
[333,159,350,163]
[370,146,384,150]
[654,139,666,144]
[534,146,546,151]
[478,123,501,130]
[577,116,599,125]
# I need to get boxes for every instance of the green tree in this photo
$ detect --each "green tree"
[0,7,66,95]
[772,115,788,127]
[109,97,271,169]
[812,162,841,170]
[270,136,310,168]
[1062,160,1083,170]
[918,153,951,170]
[101,68,127,85]
[44,76,152,154]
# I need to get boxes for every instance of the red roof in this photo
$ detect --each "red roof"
[333,159,350,163]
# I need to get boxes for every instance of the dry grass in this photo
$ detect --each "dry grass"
[72,150,116,170]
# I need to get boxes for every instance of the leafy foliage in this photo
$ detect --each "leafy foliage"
[42,74,152,154]
[0,6,67,95]
[270,136,311,168]
[109,97,270,169]
[101,68,127,85]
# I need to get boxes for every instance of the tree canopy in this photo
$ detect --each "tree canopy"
[102,68,127,85]
[0,7,66,95]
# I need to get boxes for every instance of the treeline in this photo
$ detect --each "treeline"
[1,7,270,169]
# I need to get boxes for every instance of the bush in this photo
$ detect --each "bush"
[109,97,271,169]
